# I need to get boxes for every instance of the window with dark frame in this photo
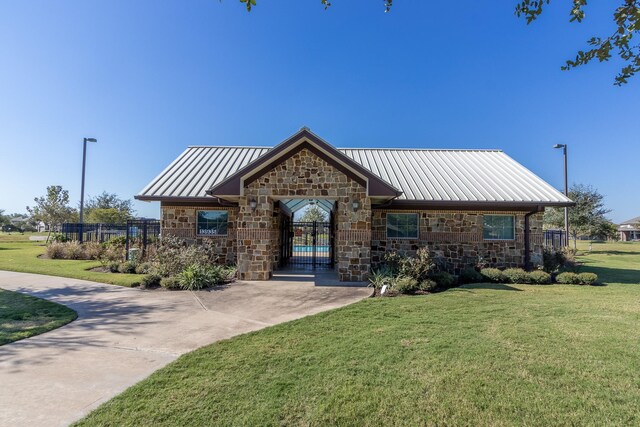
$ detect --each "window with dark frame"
[386,213,419,239]
[197,210,228,236]
[483,215,515,240]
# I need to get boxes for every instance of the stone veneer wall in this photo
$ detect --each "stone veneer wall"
[237,148,371,281]
[160,204,238,265]
[371,210,544,274]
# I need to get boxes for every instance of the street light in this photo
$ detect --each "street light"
[79,137,97,242]
[553,144,569,247]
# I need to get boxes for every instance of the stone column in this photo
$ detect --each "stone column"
[336,195,371,282]
[236,194,274,281]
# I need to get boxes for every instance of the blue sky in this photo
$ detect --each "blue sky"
[1,1,638,222]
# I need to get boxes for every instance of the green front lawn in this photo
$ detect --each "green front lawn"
[0,288,77,345]
[0,234,142,287]
[77,242,640,426]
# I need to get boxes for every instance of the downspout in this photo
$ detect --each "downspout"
[524,206,543,270]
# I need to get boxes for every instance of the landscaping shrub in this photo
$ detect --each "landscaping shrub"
[135,262,153,275]
[108,261,120,273]
[99,245,125,266]
[369,267,393,290]
[428,271,456,289]
[458,267,483,284]
[119,260,138,274]
[384,248,434,282]
[83,242,104,260]
[221,265,237,282]
[160,276,181,290]
[152,236,219,278]
[140,274,162,289]
[50,233,68,243]
[63,241,85,260]
[46,242,66,259]
[529,270,552,285]
[178,264,221,290]
[556,272,581,284]
[107,236,127,247]
[391,276,420,294]
[503,268,531,284]
[419,279,438,292]
[578,272,598,285]
[480,268,507,283]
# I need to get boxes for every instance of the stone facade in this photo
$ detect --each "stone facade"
[160,204,238,265]
[371,210,544,273]
[237,148,371,281]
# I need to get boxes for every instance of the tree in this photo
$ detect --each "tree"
[544,183,614,247]
[84,192,135,224]
[298,204,329,222]
[26,185,77,241]
[240,1,639,85]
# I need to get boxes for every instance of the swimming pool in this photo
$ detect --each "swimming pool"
[293,245,330,253]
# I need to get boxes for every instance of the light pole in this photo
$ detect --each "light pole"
[553,144,569,247]
[79,137,97,242]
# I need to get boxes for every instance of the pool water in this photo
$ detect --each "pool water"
[293,245,330,253]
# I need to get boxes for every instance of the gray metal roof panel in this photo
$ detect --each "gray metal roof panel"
[137,146,571,205]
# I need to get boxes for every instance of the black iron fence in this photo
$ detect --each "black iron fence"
[61,220,160,255]
[544,230,567,249]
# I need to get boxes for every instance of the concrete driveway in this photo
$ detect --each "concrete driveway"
[0,270,369,427]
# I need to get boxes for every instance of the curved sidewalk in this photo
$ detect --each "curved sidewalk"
[0,270,369,427]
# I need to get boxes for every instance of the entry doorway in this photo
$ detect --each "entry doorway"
[278,199,335,269]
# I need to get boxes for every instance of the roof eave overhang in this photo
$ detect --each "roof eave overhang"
[206,129,402,199]
[374,200,575,211]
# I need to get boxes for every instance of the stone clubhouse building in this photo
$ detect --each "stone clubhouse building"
[136,128,573,282]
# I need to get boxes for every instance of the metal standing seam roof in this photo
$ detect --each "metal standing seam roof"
[137,146,572,205]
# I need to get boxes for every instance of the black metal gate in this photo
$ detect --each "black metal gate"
[283,220,333,268]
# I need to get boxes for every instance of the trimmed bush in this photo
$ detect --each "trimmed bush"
[418,279,438,292]
[119,260,138,274]
[108,261,120,273]
[140,274,162,289]
[46,242,66,259]
[578,272,598,285]
[556,272,581,284]
[480,268,507,283]
[459,267,483,284]
[529,270,552,285]
[429,271,456,289]
[160,276,181,290]
[135,262,153,275]
[391,276,420,294]
[503,268,531,284]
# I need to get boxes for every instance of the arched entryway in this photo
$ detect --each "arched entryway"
[277,199,336,269]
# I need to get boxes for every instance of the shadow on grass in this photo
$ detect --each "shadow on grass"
[578,265,640,285]
[459,283,523,291]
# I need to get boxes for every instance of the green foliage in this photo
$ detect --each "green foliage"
[107,236,127,247]
[384,248,434,282]
[480,268,507,283]
[458,267,483,284]
[135,262,152,274]
[529,270,552,285]
[390,276,419,294]
[178,264,222,291]
[140,273,162,289]
[221,265,238,282]
[151,235,219,278]
[544,184,614,247]
[419,279,438,292]
[26,185,77,233]
[160,276,181,290]
[502,268,531,284]
[83,242,104,260]
[298,204,329,223]
[516,1,640,85]
[50,233,68,243]
[108,262,120,273]
[556,272,581,285]
[119,260,138,274]
[428,271,456,289]
[368,267,393,290]
[84,192,135,224]
[578,272,598,285]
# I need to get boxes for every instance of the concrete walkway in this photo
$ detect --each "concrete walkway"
[0,270,370,427]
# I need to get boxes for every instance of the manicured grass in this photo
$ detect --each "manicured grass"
[0,288,77,345]
[77,242,640,426]
[0,234,142,287]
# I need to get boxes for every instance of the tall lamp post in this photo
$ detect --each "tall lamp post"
[79,137,97,242]
[553,144,569,247]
